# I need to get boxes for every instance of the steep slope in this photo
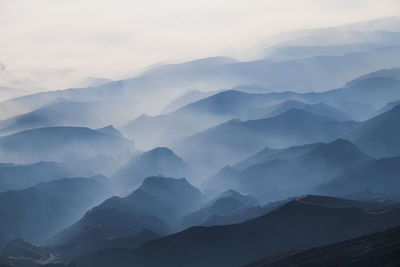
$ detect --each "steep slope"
[320,77,400,116]
[346,105,400,158]
[204,189,260,208]
[0,100,108,135]
[113,147,188,191]
[48,208,169,259]
[318,156,400,196]
[0,161,72,192]
[73,195,400,267]
[209,139,371,201]
[180,197,248,229]
[121,90,321,148]
[179,111,357,176]
[180,190,260,229]
[233,142,321,170]
[345,67,400,85]
[139,176,205,215]
[49,176,205,257]
[0,126,133,163]
[245,225,400,267]
[263,100,351,121]
[96,125,123,138]
[0,177,108,246]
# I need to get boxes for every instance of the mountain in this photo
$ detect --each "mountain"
[121,90,322,148]
[95,229,160,251]
[204,190,260,208]
[96,125,123,138]
[263,100,351,121]
[0,177,108,246]
[0,126,133,164]
[49,176,205,257]
[139,176,206,215]
[208,139,371,201]
[0,100,110,135]
[2,40,399,125]
[113,147,188,191]
[345,67,400,86]
[245,225,400,267]
[346,105,400,158]
[180,190,259,229]
[162,89,224,113]
[203,198,293,227]
[0,238,56,266]
[123,69,400,149]
[178,110,358,175]
[72,195,400,267]
[374,99,400,115]
[33,177,110,208]
[180,197,249,229]
[233,142,321,170]
[318,156,400,196]
[0,161,72,192]
[319,77,400,115]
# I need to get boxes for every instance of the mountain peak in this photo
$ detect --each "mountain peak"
[305,138,370,162]
[97,125,123,138]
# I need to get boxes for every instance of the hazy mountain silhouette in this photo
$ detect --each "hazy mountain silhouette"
[49,176,205,257]
[233,142,321,170]
[48,208,169,259]
[202,198,293,227]
[319,156,400,196]
[180,197,249,229]
[263,100,351,121]
[204,189,260,208]
[95,229,160,251]
[319,77,400,118]
[139,176,205,215]
[96,125,123,138]
[113,147,188,191]
[179,110,358,174]
[0,100,109,135]
[0,177,108,246]
[0,126,133,164]
[209,139,371,201]
[72,195,400,267]
[0,161,72,192]
[180,190,259,229]
[345,67,400,86]
[121,90,324,148]
[346,105,400,158]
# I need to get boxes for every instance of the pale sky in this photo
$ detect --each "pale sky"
[1,0,400,91]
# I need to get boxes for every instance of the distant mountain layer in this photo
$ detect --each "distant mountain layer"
[1,45,400,124]
[0,161,72,192]
[208,139,371,200]
[178,110,358,174]
[319,156,400,196]
[0,126,133,163]
[347,104,400,158]
[73,195,400,267]
[112,147,188,191]
[180,190,260,229]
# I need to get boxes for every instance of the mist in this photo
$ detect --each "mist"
[0,3,400,267]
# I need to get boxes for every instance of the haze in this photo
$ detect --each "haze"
[1,0,400,92]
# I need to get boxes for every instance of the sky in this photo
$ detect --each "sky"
[1,0,400,92]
